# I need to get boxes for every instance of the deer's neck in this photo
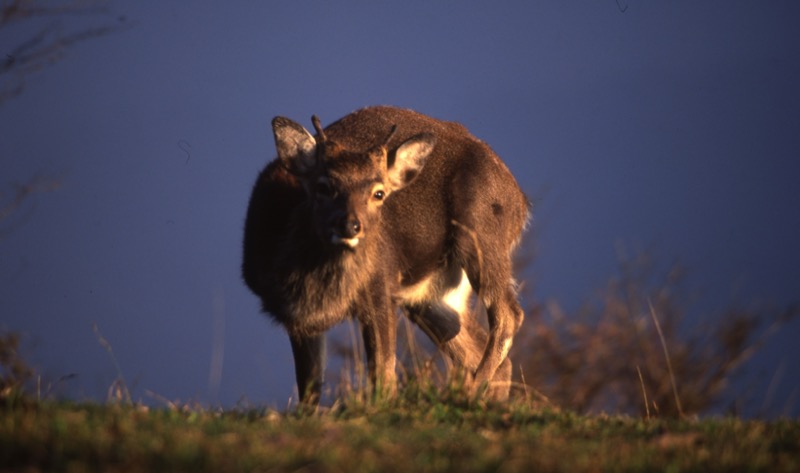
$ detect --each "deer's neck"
[276,217,380,336]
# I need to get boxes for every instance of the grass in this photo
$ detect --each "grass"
[3,324,799,472]
[2,388,799,473]
[3,278,798,473]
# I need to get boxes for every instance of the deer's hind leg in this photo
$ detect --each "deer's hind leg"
[458,245,523,399]
[405,268,512,400]
[451,211,524,399]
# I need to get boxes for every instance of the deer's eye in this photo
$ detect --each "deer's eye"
[373,189,385,201]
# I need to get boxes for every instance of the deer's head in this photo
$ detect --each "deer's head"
[272,115,436,249]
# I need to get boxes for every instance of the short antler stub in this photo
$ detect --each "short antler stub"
[311,115,326,141]
[382,125,398,148]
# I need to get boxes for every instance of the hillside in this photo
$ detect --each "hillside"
[2,396,798,472]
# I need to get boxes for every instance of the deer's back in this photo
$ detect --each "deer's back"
[325,106,529,285]
[243,106,528,313]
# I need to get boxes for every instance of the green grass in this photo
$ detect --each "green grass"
[2,390,799,473]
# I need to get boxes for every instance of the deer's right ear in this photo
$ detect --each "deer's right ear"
[272,117,318,175]
[387,133,437,191]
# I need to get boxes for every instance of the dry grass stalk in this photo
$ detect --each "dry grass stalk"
[636,365,650,419]
[648,298,684,417]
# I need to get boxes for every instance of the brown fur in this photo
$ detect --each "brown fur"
[242,106,529,402]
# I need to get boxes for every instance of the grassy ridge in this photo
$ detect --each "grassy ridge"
[2,395,799,473]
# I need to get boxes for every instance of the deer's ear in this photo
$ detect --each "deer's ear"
[387,133,436,190]
[272,117,318,175]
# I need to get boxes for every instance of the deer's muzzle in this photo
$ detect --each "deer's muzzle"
[330,216,362,248]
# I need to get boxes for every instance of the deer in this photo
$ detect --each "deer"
[242,106,529,404]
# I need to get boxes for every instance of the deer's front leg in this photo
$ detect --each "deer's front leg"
[361,319,397,397]
[289,333,326,405]
[359,283,398,397]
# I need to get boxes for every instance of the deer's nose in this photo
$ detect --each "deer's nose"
[340,218,361,238]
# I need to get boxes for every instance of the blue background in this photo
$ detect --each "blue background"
[2,2,798,416]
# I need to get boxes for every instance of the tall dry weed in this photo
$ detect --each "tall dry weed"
[512,250,797,417]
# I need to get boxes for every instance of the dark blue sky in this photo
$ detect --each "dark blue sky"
[2,2,798,416]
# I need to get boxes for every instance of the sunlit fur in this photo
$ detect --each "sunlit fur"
[242,106,529,403]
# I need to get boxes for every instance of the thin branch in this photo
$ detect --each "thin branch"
[0,175,61,221]
[1,0,110,26]
[1,0,131,105]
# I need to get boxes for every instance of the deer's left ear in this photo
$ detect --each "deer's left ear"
[387,133,436,191]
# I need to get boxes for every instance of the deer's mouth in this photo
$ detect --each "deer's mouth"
[331,234,360,248]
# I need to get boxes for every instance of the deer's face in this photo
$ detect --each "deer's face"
[271,115,436,250]
[307,146,389,249]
